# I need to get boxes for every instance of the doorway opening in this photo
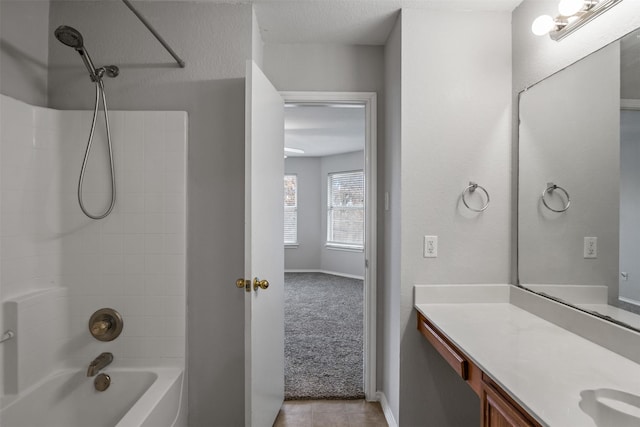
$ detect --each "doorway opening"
[281,92,377,401]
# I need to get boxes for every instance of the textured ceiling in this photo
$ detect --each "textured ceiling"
[254,0,523,44]
[285,104,365,157]
[125,0,523,45]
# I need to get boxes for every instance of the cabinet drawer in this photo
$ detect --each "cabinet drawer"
[417,312,468,380]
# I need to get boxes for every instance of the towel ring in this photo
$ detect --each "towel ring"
[0,330,15,344]
[462,182,490,212]
[542,182,570,213]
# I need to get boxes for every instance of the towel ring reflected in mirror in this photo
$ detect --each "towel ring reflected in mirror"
[462,182,490,212]
[541,182,571,213]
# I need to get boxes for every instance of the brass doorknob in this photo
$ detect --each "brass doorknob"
[236,278,249,292]
[253,278,269,291]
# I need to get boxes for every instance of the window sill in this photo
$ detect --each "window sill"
[325,244,364,253]
[285,244,299,249]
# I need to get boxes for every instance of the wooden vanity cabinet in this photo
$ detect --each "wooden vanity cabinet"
[481,375,539,427]
[417,312,541,427]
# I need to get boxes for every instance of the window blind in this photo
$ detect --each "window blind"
[284,175,297,244]
[327,170,364,248]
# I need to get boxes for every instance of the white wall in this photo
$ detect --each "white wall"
[46,2,253,425]
[0,0,50,107]
[320,151,366,278]
[518,43,620,300]
[284,157,322,270]
[382,12,401,421]
[620,110,640,304]
[398,8,512,425]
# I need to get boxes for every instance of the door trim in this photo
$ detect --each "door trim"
[280,91,377,401]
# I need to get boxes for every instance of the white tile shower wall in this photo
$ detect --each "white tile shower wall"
[0,94,187,374]
[61,108,187,368]
[3,287,68,395]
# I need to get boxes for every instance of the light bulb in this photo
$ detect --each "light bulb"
[531,15,556,36]
[284,147,305,154]
[558,0,584,16]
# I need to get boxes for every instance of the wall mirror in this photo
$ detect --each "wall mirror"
[518,27,640,332]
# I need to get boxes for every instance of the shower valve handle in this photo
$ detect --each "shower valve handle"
[91,320,111,336]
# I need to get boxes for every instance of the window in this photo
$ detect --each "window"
[327,170,364,250]
[284,175,297,245]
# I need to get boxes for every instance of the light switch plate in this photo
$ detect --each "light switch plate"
[424,236,438,258]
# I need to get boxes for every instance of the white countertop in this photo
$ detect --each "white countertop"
[414,285,640,427]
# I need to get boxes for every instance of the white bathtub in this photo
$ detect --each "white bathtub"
[0,367,183,427]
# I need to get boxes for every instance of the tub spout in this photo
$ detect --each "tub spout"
[87,352,113,377]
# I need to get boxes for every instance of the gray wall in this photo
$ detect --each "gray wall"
[320,151,365,278]
[620,110,640,304]
[284,157,322,270]
[382,12,401,421]
[519,43,620,300]
[262,41,387,396]
[512,1,640,300]
[512,0,640,94]
[263,43,385,94]
[285,151,366,278]
[47,2,253,425]
[511,0,640,284]
[621,32,640,100]
[398,8,512,425]
[0,0,50,106]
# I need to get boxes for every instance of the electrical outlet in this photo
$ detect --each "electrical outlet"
[584,237,597,259]
[424,236,438,258]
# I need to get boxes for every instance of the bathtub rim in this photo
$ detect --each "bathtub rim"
[0,366,183,427]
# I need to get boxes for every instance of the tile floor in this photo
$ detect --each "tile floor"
[273,399,388,427]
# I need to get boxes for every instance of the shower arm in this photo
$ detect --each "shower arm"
[121,0,185,68]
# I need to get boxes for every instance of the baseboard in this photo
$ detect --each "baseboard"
[285,269,364,281]
[619,296,640,308]
[376,391,398,427]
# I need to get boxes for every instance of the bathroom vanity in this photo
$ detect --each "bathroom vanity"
[414,284,640,427]
[417,312,539,427]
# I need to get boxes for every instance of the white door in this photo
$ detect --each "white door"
[243,60,285,427]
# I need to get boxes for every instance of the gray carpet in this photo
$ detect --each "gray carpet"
[284,272,364,400]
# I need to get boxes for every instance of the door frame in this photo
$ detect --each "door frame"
[280,91,377,400]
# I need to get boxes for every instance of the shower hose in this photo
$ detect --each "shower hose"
[78,79,116,220]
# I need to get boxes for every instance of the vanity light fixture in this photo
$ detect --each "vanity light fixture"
[532,0,623,41]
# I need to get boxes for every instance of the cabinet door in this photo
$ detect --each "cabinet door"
[482,382,536,427]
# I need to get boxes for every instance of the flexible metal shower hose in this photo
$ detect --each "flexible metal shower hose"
[78,80,116,219]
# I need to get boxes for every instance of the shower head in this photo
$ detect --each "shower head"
[55,25,97,80]
[54,25,84,50]
[54,25,118,83]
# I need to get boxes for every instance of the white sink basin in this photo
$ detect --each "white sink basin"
[579,389,640,427]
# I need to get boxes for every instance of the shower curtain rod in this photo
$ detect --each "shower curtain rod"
[121,0,186,68]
